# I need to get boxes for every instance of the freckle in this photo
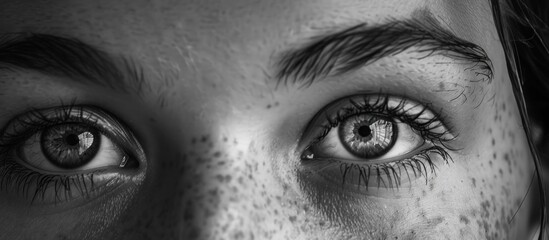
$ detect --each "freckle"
[289,216,297,223]
[491,138,495,146]
[488,128,492,134]
[499,168,503,176]
[419,210,427,219]
[208,187,219,197]
[223,137,228,142]
[201,135,209,143]
[504,153,510,164]
[502,103,506,111]
[481,200,491,216]
[459,215,470,224]
[489,160,492,166]
[438,82,445,90]
[422,190,427,196]
[266,104,272,109]
[274,102,279,106]
[472,178,476,187]
[481,220,490,234]
[213,151,221,158]
[492,153,496,159]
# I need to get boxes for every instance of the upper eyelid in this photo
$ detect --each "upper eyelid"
[0,106,135,150]
[0,108,89,150]
[305,95,453,145]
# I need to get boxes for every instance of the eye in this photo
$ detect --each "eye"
[305,114,426,161]
[299,95,454,192]
[20,123,131,172]
[0,105,144,204]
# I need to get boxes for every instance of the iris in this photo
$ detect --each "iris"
[41,124,101,169]
[338,114,396,158]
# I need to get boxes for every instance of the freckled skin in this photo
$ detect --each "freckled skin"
[0,0,539,239]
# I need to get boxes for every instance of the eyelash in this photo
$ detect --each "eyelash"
[0,160,98,204]
[312,95,452,145]
[0,103,131,204]
[301,95,454,190]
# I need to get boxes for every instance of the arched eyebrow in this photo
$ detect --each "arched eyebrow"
[274,14,494,88]
[0,33,149,95]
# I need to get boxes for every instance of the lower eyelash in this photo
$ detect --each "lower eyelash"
[0,159,99,204]
[302,146,452,191]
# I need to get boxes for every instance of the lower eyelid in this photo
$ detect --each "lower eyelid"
[299,145,452,194]
[0,157,139,205]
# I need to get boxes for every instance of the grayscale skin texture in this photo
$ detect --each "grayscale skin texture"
[0,0,539,239]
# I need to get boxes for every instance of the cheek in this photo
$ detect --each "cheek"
[395,87,536,239]
[456,94,534,238]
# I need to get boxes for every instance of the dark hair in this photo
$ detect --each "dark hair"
[491,0,549,238]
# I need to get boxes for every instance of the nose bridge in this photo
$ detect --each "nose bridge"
[166,130,264,239]
[116,94,283,239]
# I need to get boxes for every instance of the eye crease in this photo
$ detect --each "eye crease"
[299,94,453,191]
[0,105,144,204]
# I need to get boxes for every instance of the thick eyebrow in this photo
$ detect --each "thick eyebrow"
[275,15,494,88]
[0,33,148,95]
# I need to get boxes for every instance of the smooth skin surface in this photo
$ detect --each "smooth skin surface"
[0,0,539,239]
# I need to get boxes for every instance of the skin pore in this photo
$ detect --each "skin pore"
[0,0,539,239]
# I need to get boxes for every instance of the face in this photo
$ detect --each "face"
[0,0,539,239]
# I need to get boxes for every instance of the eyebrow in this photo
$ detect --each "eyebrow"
[0,33,148,95]
[275,14,494,88]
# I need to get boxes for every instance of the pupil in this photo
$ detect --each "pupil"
[357,125,371,137]
[65,134,80,146]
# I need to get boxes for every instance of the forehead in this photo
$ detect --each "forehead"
[0,0,493,58]
[0,0,496,109]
